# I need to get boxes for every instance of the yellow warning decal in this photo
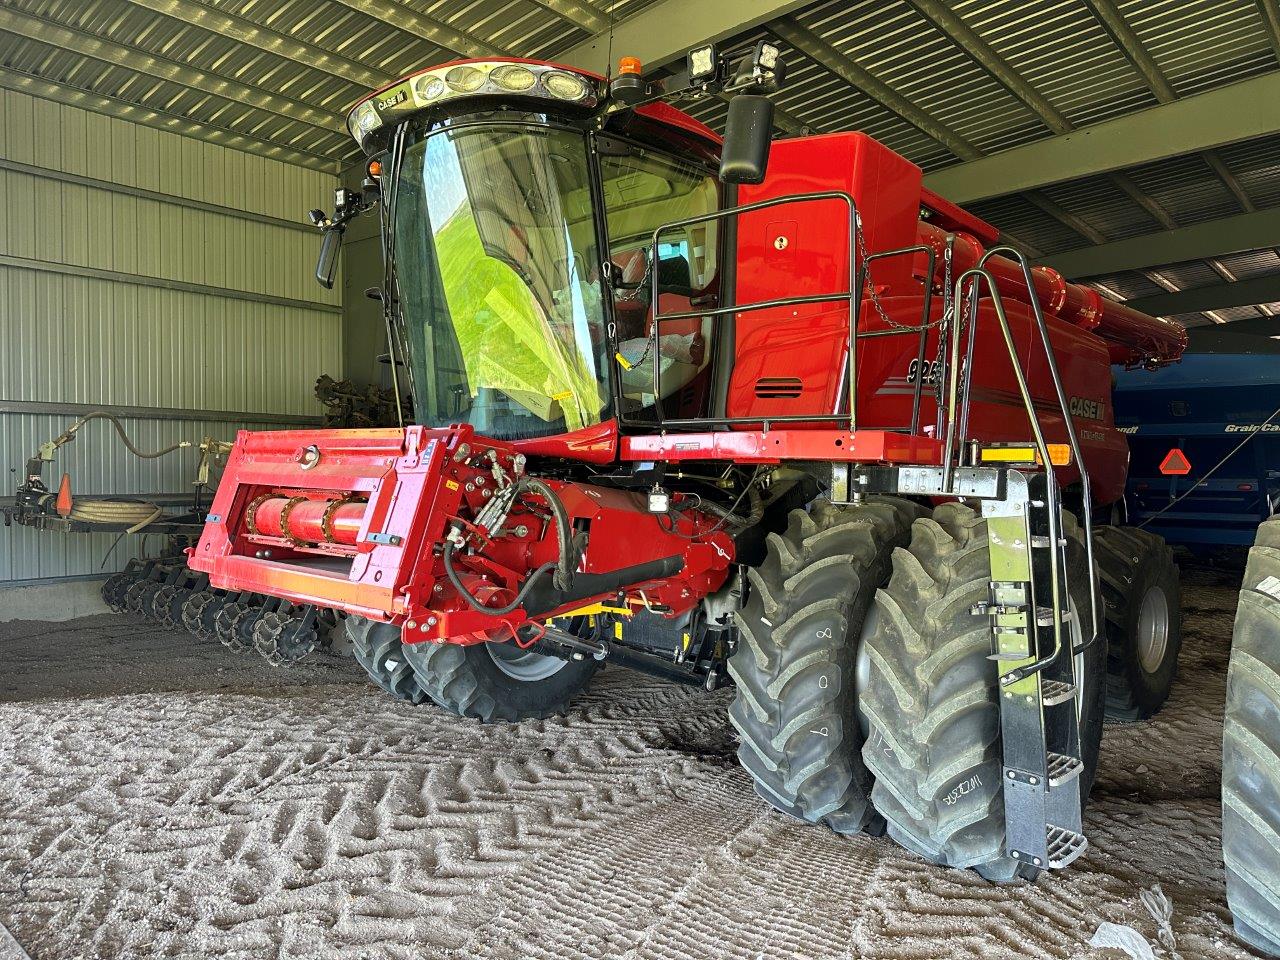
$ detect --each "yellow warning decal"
[978,443,1072,466]
[445,479,460,491]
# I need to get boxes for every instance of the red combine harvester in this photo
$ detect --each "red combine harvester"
[190,47,1189,881]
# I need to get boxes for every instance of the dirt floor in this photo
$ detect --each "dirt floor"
[0,562,1266,960]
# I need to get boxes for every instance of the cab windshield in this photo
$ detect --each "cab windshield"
[393,124,610,440]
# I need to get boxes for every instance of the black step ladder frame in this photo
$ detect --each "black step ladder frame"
[944,248,1103,869]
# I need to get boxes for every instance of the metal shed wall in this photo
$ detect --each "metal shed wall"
[0,87,341,584]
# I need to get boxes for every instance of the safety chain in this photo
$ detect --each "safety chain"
[855,212,949,333]
[934,238,954,405]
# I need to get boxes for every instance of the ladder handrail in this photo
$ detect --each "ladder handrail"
[940,266,1072,685]
[978,246,1102,657]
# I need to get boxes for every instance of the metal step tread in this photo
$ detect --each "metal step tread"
[1047,751,1084,787]
[1046,824,1088,868]
[1036,606,1074,626]
[1041,678,1076,705]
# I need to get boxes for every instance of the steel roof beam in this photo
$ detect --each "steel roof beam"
[777,13,1115,249]
[122,0,388,90]
[1044,208,1280,278]
[528,0,609,35]
[557,0,816,76]
[1212,315,1280,334]
[1256,0,1280,62]
[1122,275,1280,317]
[0,8,346,144]
[923,70,1280,203]
[0,68,338,172]
[904,0,1071,135]
[1081,0,1255,217]
[769,19,981,159]
[909,0,1189,254]
[330,0,500,60]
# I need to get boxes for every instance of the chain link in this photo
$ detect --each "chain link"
[934,239,953,405]
[855,212,949,333]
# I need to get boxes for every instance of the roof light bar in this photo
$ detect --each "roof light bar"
[347,60,602,151]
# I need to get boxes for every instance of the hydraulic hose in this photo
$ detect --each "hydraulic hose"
[443,543,559,617]
[53,412,187,459]
[37,494,164,533]
[698,479,764,531]
[520,477,575,591]
[443,477,576,616]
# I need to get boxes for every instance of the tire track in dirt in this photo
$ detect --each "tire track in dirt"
[0,565,1267,959]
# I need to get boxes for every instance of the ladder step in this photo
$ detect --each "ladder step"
[1029,535,1067,548]
[1045,824,1088,868]
[1046,752,1083,787]
[1041,678,1076,705]
[1036,606,1074,626]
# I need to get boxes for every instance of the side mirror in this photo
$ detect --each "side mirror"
[315,228,342,289]
[720,96,774,185]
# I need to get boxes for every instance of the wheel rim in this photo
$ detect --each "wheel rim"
[1136,585,1171,674]
[1069,594,1086,722]
[486,641,568,681]
[854,603,881,738]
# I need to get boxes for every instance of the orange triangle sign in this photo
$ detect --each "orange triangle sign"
[55,472,74,516]
[1159,448,1192,476]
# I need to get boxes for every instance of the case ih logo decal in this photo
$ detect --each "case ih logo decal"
[1069,396,1105,420]
[377,89,408,112]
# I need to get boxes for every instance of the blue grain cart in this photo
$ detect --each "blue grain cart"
[1113,334,1280,547]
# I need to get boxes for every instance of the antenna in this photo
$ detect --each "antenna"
[605,1,616,81]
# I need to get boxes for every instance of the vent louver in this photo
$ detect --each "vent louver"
[754,377,803,399]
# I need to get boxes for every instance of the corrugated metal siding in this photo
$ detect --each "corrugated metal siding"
[0,84,337,223]
[0,88,341,584]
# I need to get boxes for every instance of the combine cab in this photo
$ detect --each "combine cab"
[191,48,1194,884]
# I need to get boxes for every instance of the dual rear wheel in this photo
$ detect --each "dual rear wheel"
[729,498,1170,881]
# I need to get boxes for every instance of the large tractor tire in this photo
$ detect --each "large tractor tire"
[728,497,923,834]
[347,617,431,705]
[402,631,598,722]
[1223,518,1280,956]
[859,504,1106,881]
[1094,525,1181,721]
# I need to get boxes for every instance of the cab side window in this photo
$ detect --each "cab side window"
[598,142,720,416]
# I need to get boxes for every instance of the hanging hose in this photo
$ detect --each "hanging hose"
[48,411,188,460]
[33,493,165,533]
[22,411,201,534]
[68,499,164,532]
